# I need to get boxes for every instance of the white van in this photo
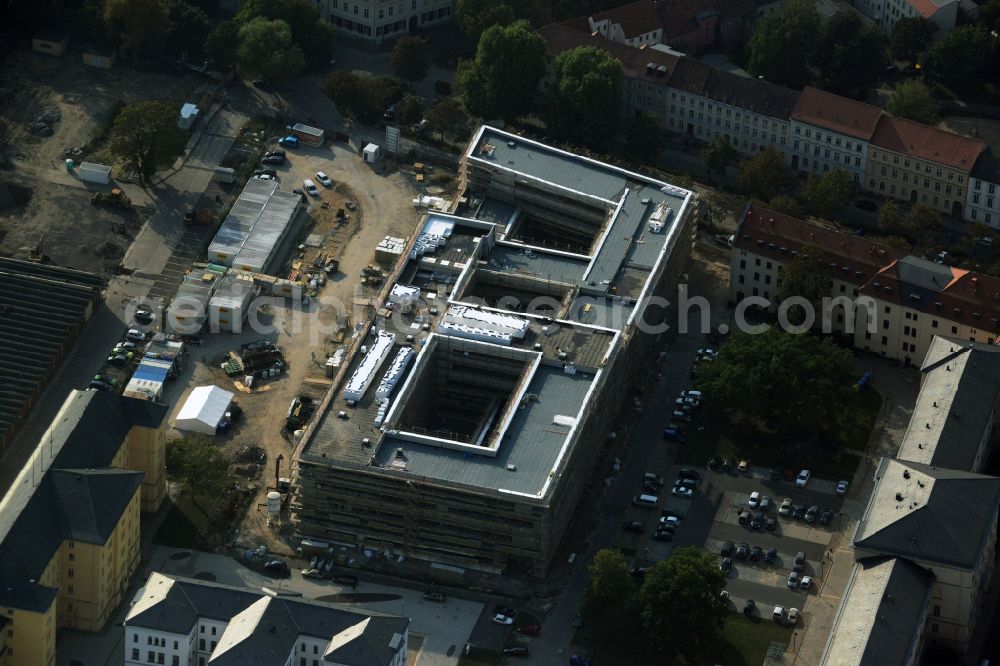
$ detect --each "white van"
[633,494,659,507]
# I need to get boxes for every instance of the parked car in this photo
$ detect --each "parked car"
[743,599,756,616]
[264,560,289,575]
[697,348,718,358]
[622,520,644,533]
[253,173,276,181]
[750,546,763,561]
[107,353,130,367]
[493,614,514,625]
[720,557,733,573]
[772,606,785,622]
[738,509,752,526]
[671,485,693,498]
[820,509,834,525]
[659,515,680,528]
[779,498,793,516]
[735,543,750,560]
[254,168,278,178]
[793,552,806,572]
[787,607,800,624]
[422,591,446,602]
[675,396,700,409]
[277,135,299,148]
[113,341,137,352]
[301,568,325,579]
[720,541,734,557]
[663,426,687,441]
[572,613,584,628]
[765,516,777,531]
[675,478,697,490]
[133,309,154,324]
[630,567,649,579]
[678,468,701,481]
[737,460,750,474]
[805,505,819,524]
[748,491,761,508]
[383,104,396,120]
[764,547,777,564]
[836,480,849,495]
[125,328,147,343]
[315,171,333,187]
[792,505,806,520]
[796,469,811,487]
[787,571,800,588]
[303,179,319,196]
[495,605,515,617]
[651,529,673,541]
[262,151,286,165]
[800,575,813,589]
[504,647,529,657]
[670,410,692,423]
[89,379,113,391]
[759,496,772,512]
[751,512,765,530]
[643,472,665,487]
[681,390,703,400]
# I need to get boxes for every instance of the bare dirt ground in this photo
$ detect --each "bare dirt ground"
[0,51,205,274]
[159,141,433,553]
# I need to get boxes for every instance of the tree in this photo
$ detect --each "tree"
[887,79,939,124]
[323,71,399,122]
[980,0,1000,32]
[775,244,830,323]
[456,0,517,42]
[878,199,903,234]
[396,96,425,125]
[541,46,623,150]
[237,18,305,80]
[109,101,188,181]
[392,36,431,82]
[274,0,336,70]
[425,98,468,139]
[768,195,803,217]
[704,190,748,224]
[927,26,997,92]
[162,0,211,61]
[746,0,821,88]
[814,12,887,98]
[698,329,856,437]
[802,168,854,217]
[737,147,789,201]
[639,547,728,660]
[104,0,168,56]
[166,435,231,514]
[905,203,943,240]
[584,549,640,643]
[702,138,738,178]
[460,21,547,124]
[206,20,240,70]
[624,114,664,162]
[890,17,936,63]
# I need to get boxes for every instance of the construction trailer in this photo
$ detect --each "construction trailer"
[208,272,256,333]
[291,123,325,147]
[207,178,301,273]
[77,162,112,185]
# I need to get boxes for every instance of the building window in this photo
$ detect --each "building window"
[211,627,216,636]
[883,320,890,330]
[199,639,205,650]
[881,336,888,345]
[952,326,958,334]
[932,320,938,328]
[133,649,140,660]
[68,568,74,577]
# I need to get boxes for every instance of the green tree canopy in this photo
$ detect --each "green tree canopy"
[737,147,789,201]
[166,435,231,513]
[814,12,887,98]
[542,46,623,150]
[802,168,854,217]
[746,0,821,88]
[323,71,399,122]
[109,101,188,180]
[890,16,936,62]
[768,195,804,217]
[702,138,739,178]
[395,96,425,125]
[206,20,240,70]
[425,98,468,138]
[235,0,334,69]
[775,244,831,323]
[460,20,547,124]
[104,0,168,55]
[698,329,856,437]
[584,549,641,643]
[392,36,431,82]
[237,17,305,80]
[162,0,211,61]
[456,0,517,41]
[887,79,939,124]
[878,198,902,234]
[927,25,997,92]
[639,547,728,660]
[625,114,664,162]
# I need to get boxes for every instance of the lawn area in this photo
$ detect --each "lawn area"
[573,613,792,665]
[676,385,881,481]
[457,647,503,666]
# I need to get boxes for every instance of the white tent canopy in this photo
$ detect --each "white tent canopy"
[175,386,234,435]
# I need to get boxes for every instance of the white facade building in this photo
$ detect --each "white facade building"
[788,87,882,183]
[316,0,453,42]
[967,151,1000,229]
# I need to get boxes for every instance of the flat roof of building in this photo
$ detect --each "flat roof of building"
[897,337,1000,471]
[821,556,935,666]
[375,364,596,496]
[209,178,301,272]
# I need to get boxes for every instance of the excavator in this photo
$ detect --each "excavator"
[90,187,132,209]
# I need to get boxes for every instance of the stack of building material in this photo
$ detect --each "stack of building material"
[376,236,407,264]
[343,331,395,402]
[444,305,528,339]
[375,348,414,401]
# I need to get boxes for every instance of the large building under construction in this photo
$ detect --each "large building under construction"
[292,127,696,576]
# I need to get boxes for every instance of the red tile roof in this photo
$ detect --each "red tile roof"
[870,116,985,172]
[735,205,902,284]
[581,0,753,40]
[589,0,662,37]
[791,87,883,141]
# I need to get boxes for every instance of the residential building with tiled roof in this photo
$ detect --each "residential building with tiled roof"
[966,148,1000,229]
[855,0,959,34]
[853,457,1000,645]
[730,204,1000,364]
[865,115,985,217]
[821,556,935,666]
[789,87,885,183]
[124,572,410,666]
[578,0,754,53]
[0,389,168,666]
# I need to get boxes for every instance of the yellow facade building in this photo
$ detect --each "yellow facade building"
[0,390,167,666]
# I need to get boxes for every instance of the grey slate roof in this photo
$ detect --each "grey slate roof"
[854,457,1000,570]
[49,469,143,543]
[126,573,409,666]
[0,259,103,449]
[822,556,935,666]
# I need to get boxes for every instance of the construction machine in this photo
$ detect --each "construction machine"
[90,187,132,209]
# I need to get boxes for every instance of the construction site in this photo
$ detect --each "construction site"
[290,127,697,578]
